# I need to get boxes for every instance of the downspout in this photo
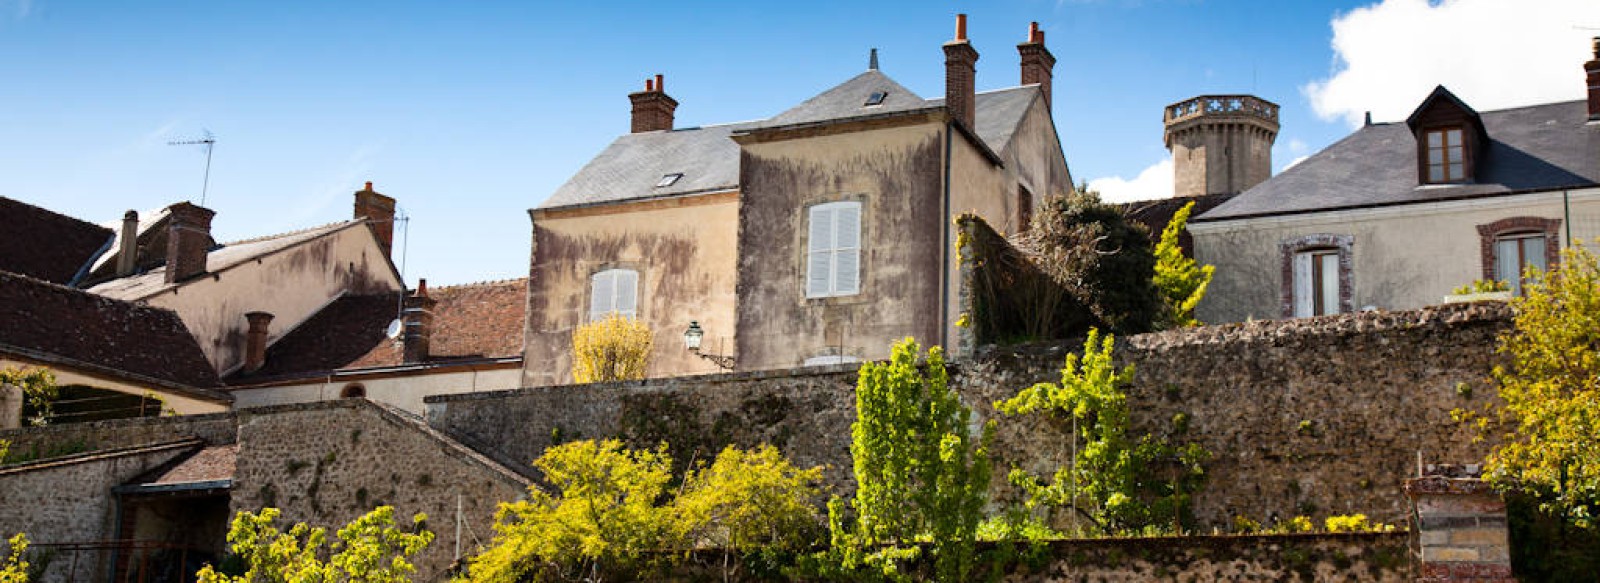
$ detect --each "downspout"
[941,123,954,352]
[1563,189,1572,245]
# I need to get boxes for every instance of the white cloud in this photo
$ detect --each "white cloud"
[1281,155,1310,172]
[1303,0,1600,128]
[1087,158,1172,203]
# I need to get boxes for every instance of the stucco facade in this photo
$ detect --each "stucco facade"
[523,193,740,385]
[229,362,521,414]
[1193,188,1600,323]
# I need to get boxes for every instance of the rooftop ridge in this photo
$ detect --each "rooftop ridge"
[433,277,527,291]
[217,218,362,247]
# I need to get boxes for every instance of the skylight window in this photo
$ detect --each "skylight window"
[864,91,888,107]
[656,173,683,188]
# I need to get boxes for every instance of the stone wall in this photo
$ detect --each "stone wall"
[0,440,202,582]
[430,301,1509,529]
[0,412,235,464]
[231,399,532,581]
[1010,533,1410,582]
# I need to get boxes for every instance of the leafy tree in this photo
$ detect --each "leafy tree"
[468,440,823,581]
[1151,201,1214,327]
[1029,190,1162,335]
[1,534,27,583]
[196,506,432,583]
[0,441,9,465]
[1,367,57,426]
[1482,244,1600,527]
[571,314,653,384]
[676,444,823,554]
[831,339,992,581]
[995,329,1207,535]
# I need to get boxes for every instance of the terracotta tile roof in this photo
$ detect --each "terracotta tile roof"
[0,196,113,284]
[232,278,526,381]
[144,444,237,485]
[0,271,222,391]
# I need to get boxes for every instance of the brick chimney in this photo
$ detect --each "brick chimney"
[164,202,214,284]
[402,279,437,364]
[629,74,678,133]
[944,14,979,130]
[353,181,396,257]
[243,311,273,373]
[116,210,139,277]
[1585,37,1600,121]
[1018,21,1056,109]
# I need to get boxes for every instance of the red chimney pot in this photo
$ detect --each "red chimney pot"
[655,74,664,93]
[956,14,968,41]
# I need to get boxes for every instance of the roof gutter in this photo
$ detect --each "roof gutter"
[1195,182,1600,224]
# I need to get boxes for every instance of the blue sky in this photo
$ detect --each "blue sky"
[2,0,1596,286]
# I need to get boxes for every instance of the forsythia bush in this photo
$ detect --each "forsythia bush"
[1151,201,1214,328]
[1,534,28,583]
[196,506,432,583]
[571,314,653,384]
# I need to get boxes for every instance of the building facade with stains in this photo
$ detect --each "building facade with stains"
[524,16,1073,384]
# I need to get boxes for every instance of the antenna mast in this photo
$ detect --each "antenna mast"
[168,131,216,206]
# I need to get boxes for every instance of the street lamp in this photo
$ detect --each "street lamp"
[683,321,734,371]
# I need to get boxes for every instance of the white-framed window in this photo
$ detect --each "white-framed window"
[589,268,639,320]
[806,201,862,298]
[1292,249,1340,318]
[1495,233,1548,296]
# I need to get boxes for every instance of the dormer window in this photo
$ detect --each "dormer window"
[1425,127,1466,183]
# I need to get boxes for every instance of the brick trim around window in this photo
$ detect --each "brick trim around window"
[1280,234,1355,318]
[1476,216,1562,281]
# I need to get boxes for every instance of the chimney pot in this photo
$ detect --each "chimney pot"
[163,202,215,284]
[243,311,273,374]
[117,210,139,277]
[629,73,679,133]
[1018,20,1057,109]
[402,278,437,364]
[944,15,980,129]
[353,182,397,258]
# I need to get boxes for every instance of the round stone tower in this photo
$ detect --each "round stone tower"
[1163,95,1279,198]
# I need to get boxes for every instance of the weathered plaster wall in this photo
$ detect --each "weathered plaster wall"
[228,364,521,415]
[230,400,530,581]
[0,441,201,583]
[735,120,945,370]
[995,92,1074,209]
[430,302,1508,529]
[145,225,401,375]
[1192,187,1600,324]
[522,193,739,386]
[0,412,235,463]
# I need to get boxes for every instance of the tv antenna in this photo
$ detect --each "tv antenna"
[168,130,216,206]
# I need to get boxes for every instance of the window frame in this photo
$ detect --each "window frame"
[1279,234,1354,319]
[1423,127,1468,183]
[1477,217,1562,297]
[588,268,640,321]
[805,201,863,299]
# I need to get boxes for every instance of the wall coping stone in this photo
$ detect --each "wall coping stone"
[0,438,201,476]
[425,363,862,404]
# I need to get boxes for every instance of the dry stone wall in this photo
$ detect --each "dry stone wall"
[230,400,531,581]
[430,302,1509,529]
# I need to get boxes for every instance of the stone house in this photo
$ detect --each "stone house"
[1190,40,1600,323]
[523,15,1074,384]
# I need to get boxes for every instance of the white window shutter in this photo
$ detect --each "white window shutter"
[616,270,638,318]
[590,271,615,320]
[807,206,835,297]
[834,203,861,295]
[1292,252,1313,318]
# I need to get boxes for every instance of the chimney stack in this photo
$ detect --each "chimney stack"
[354,181,396,257]
[629,74,678,133]
[1018,21,1056,109]
[1585,37,1600,121]
[116,210,139,277]
[943,14,980,130]
[164,202,214,284]
[243,311,273,373]
[402,279,437,364]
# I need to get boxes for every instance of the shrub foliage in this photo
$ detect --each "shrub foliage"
[571,314,652,384]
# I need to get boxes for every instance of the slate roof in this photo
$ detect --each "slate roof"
[0,271,223,393]
[87,219,367,301]
[539,68,1043,210]
[230,278,526,382]
[0,197,114,285]
[1200,100,1600,221]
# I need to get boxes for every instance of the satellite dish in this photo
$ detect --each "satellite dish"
[385,319,403,340]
